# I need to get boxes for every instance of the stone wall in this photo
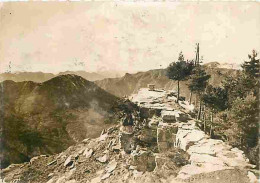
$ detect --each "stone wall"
[130,88,257,182]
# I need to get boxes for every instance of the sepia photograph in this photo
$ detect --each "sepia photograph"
[0,1,259,183]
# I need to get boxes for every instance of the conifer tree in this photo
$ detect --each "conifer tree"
[188,65,210,120]
[201,85,228,136]
[188,66,210,96]
[166,52,194,103]
[242,50,259,78]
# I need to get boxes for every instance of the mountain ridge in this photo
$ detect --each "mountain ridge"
[0,70,125,83]
[0,74,120,168]
[95,65,239,101]
[0,62,240,83]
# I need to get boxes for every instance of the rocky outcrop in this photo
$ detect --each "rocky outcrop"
[1,88,258,183]
[175,121,256,180]
[131,88,258,182]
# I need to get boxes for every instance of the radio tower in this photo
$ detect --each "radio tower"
[195,43,200,66]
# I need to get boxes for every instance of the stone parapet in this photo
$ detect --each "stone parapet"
[130,88,257,182]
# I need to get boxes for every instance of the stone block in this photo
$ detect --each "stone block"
[119,132,134,154]
[176,129,206,151]
[139,128,157,144]
[154,155,178,177]
[158,142,174,152]
[131,150,156,172]
[175,112,189,122]
[157,123,178,152]
[161,110,189,123]
[161,110,176,122]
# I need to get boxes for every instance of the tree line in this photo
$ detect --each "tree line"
[166,46,259,166]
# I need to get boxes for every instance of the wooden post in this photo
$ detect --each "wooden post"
[197,99,202,120]
[195,43,200,66]
[177,80,180,103]
[189,91,192,105]
[195,94,197,107]
[197,43,200,65]
[203,106,206,133]
[210,111,213,137]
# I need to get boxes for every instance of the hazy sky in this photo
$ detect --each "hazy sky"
[0,2,259,73]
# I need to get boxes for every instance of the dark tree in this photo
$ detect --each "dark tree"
[201,85,228,137]
[166,52,194,103]
[202,85,228,112]
[188,66,210,94]
[201,50,259,166]
[188,66,210,119]
[223,50,259,105]
[242,50,259,78]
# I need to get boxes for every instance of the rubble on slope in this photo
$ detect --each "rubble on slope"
[1,87,258,183]
[1,124,189,183]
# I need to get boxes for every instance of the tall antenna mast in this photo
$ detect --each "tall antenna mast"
[195,43,200,66]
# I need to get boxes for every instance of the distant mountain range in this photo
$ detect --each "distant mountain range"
[0,74,119,168]
[203,62,241,70]
[0,70,126,83]
[95,63,239,100]
[0,62,241,83]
